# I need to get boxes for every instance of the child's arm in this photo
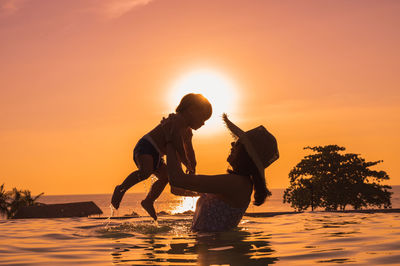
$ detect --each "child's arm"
[161,114,189,167]
[161,114,192,171]
[173,132,191,171]
[182,128,196,173]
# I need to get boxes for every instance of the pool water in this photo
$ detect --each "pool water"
[1,188,400,265]
[1,211,400,265]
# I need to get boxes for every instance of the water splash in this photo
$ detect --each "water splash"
[98,221,173,236]
[104,204,115,228]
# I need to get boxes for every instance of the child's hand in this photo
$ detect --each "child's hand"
[185,168,195,175]
[185,163,196,174]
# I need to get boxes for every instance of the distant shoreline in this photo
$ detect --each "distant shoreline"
[88,208,400,220]
[40,185,400,197]
[244,208,400,217]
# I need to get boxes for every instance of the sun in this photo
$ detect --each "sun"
[168,69,238,133]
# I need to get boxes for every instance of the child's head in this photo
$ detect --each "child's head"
[176,93,212,130]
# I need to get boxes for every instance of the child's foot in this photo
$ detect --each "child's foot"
[141,199,157,221]
[111,185,125,209]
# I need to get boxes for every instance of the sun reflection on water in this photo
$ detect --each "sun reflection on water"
[170,196,199,214]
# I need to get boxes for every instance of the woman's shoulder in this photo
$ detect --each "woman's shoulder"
[233,173,252,192]
[217,173,252,208]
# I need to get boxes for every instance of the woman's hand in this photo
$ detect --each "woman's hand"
[161,113,177,142]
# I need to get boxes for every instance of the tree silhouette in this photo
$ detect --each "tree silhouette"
[283,145,392,211]
[0,184,43,219]
[0,184,10,217]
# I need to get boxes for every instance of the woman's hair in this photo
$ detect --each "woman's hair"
[176,93,212,120]
[228,142,271,206]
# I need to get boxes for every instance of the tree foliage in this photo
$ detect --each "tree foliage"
[0,184,44,219]
[0,184,9,217]
[283,145,392,211]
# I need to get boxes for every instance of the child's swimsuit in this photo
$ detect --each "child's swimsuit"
[133,134,164,170]
[191,193,248,232]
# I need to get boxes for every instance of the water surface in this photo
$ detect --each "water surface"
[1,188,400,265]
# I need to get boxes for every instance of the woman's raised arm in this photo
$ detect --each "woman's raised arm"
[166,141,249,195]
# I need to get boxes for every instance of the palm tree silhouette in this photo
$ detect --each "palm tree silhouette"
[0,184,10,218]
[0,184,43,219]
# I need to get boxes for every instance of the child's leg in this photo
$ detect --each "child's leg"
[141,163,168,220]
[144,163,168,202]
[111,154,154,209]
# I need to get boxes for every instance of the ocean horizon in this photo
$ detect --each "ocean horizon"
[36,186,400,218]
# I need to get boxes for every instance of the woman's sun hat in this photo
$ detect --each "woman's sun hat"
[222,113,279,180]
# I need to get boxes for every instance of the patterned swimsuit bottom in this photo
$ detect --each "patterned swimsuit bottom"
[191,193,248,232]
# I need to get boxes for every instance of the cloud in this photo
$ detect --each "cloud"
[100,0,154,19]
[0,0,28,16]
[0,0,154,19]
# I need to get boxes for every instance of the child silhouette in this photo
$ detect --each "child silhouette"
[111,93,212,220]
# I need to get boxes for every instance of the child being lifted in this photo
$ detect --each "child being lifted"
[111,93,212,220]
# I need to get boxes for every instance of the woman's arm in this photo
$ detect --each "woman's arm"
[166,141,248,195]
[183,128,196,173]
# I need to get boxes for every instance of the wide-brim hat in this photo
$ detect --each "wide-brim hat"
[223,113,279,181]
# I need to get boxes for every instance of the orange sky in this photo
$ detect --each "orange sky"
[1,0,399,195]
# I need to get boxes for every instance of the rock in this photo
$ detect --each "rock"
[124,211,140,217]
[157,211,170,216]
[12,201,103,219]
[174,210,194,215]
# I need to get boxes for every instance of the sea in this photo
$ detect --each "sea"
[1,186,400,265]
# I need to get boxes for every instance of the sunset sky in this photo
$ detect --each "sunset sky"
[1,0,399,195]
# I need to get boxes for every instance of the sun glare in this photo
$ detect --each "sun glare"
[168,69,238,133]
[170,196,199,214]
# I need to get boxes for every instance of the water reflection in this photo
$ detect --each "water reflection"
[195,230,278,265]
[170,196,199,214]
[108,221,278,265]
